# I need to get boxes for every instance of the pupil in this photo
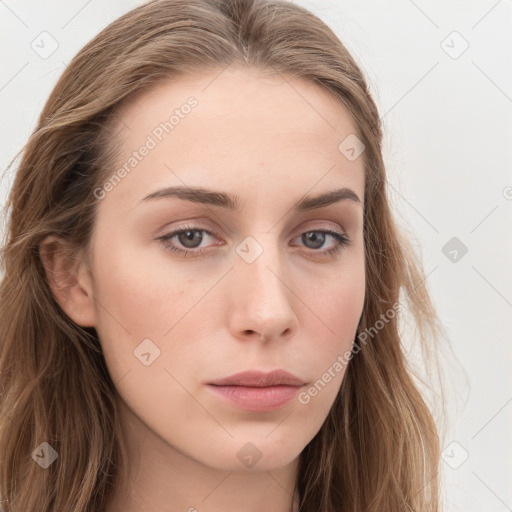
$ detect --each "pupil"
[179,230,202,248]
[176,231,327,250]
[303,232,325,249]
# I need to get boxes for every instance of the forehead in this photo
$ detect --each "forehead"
[116,66,361,143]
[101,66,365,209]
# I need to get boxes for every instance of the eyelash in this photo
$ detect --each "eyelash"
[157,224,351,259]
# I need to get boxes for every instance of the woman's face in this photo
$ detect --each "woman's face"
[81,67,365,472]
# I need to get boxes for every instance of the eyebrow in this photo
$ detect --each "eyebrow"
[140,185,362,212]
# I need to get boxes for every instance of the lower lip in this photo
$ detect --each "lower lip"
[206,384,302,412]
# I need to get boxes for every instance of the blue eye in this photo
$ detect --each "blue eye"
[297,230,350,256]
[157,225,218,257]
[157,225,350,258]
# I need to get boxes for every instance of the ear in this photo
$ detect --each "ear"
[39,235,97,327]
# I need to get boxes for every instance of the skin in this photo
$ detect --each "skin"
[40,66,366,512]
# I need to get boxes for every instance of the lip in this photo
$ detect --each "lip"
[207,370,305,412]
[208,370,305,387]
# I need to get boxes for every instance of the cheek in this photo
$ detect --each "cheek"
[89,235,183,374]
[296,254,365,394]
[90,233,226,386]
[303,251,365,345]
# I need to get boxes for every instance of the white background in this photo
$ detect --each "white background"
[1,1,511,510]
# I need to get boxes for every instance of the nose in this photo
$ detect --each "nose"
[227,241,299,343]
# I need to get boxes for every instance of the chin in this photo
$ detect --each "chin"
[196,435,305,473]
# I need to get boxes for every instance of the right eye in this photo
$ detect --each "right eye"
[157,225,222,257]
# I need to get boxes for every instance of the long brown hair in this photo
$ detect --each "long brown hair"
[0,0,449,510]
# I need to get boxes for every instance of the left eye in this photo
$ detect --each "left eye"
[157,226,350,257]
[292,229,351,256]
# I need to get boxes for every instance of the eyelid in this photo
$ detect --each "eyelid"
[157,220,351,259]
[157,223,223,251]
[292,220,347,238]
[159,219,348,243]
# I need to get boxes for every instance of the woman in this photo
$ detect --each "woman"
[0,0,447,510]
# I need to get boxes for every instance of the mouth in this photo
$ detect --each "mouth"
[206,370,305,412]
[208,369,305,387]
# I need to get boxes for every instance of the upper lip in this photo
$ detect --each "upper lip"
[208,370,305,387]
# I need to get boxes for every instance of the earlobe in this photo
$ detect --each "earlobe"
[39,235,97,327]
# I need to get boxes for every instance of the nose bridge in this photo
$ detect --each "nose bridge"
[229,232,297,339]
[235,233,288,304]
